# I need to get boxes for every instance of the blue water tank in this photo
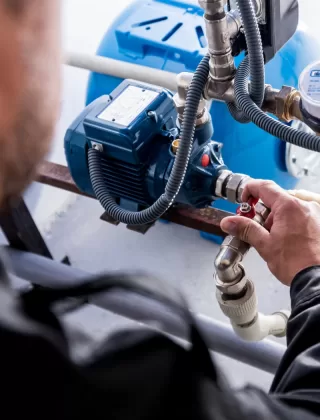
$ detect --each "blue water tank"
[86,0,319,224]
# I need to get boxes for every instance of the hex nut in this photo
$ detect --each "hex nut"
[196,108,210,126]
[215,273,248,295]
[236,176,251,203]
[91,142,103,152]
[198,0,226,15]
[254,202,271,223]
[215,170,232,198]
[226,173,247,203]
[275,85,297,123]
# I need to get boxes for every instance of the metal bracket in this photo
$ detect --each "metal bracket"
[126,223,155,235]
[36,162,231,237]
[100,212,121,226]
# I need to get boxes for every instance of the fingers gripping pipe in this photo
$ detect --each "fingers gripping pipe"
[215,198,290,342]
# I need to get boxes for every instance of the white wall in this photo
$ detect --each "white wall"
[300,1,320,36]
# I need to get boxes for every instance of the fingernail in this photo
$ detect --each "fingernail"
[221,220,237,236]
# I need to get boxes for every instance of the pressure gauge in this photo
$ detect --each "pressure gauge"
[286,120,320,179]
[299,60,320,119]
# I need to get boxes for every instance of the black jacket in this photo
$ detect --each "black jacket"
[1,263,320,419]
[235,266,320,419]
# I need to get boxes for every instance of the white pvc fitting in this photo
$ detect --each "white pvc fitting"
[299,60,320,118]
[232,311,290,342]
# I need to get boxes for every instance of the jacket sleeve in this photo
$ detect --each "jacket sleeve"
[233,267,320,420]
[269,266,320,415]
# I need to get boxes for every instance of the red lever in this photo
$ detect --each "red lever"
[236,197,259,219]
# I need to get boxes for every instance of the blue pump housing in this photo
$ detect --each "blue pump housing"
[86,0,320,213]
[66,80,226,210]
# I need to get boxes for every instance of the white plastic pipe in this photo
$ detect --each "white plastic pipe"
[232,311,290,342]
[64,51,178,92]
[218,278,290,342]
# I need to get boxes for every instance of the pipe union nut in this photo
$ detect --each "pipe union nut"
[215,170,232,198]
[195,108,211,126]
[236,176,251,203]
[216,279,257,326]
[275,86,298,123]
[215,273,247,295]
[226,173,249,203]
[254,202,271,223]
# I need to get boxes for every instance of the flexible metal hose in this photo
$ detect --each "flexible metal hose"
[88,55,210,225]
[235,56,320,152]
[227,0,265,123]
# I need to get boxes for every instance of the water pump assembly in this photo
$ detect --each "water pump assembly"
[65,0,320,342]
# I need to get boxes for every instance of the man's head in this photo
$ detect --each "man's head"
[0,0,61,206]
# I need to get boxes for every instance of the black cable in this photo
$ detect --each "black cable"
[227,0,265,123]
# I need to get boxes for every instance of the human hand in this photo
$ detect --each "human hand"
[220,180,320,286]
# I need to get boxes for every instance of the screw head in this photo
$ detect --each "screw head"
[147,111,158,123]
[240,203,252,214]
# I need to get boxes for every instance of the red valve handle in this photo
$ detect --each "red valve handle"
[236,197,259,219]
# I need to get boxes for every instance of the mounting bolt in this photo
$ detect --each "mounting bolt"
[92,142,103,152]
[147,111,158,123]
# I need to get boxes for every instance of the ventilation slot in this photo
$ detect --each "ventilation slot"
[100,156,149,204]
[196,26,207,48]
[162,23,183,42]
[132,17,168,28]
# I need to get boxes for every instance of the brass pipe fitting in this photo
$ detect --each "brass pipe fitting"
[262,85,303,123]
[171,139,180,155]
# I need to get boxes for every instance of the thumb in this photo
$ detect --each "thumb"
[220,216,270,253]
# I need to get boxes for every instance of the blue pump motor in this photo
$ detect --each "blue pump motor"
[86,0,320,216]
[65,80,226,211]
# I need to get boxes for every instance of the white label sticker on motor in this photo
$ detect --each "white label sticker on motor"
[98,86,159,127]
